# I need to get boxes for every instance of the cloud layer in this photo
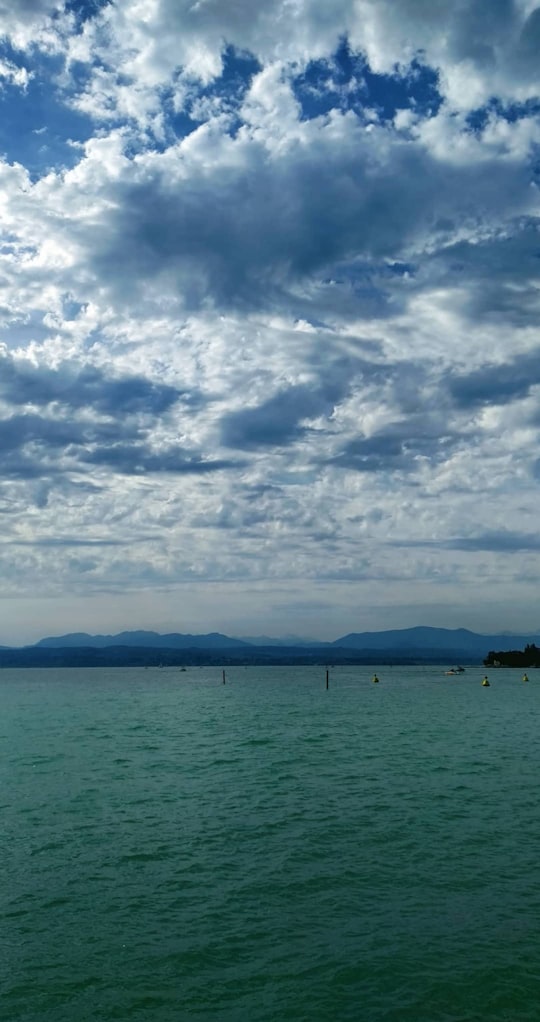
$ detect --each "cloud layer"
[0,0,539,642]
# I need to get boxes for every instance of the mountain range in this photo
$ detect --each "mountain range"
[16,626,538,666]
[34,630,249,650]
[32,625,539,653]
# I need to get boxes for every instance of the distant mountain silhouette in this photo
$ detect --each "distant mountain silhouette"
[332,626,540,657]
[28,625,540,661]
[35,630,250,650]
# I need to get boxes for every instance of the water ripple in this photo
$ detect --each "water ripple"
[2,665,540,1021]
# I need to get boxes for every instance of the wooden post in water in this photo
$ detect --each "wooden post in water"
[326,669,329,690]
[222,669,226,685]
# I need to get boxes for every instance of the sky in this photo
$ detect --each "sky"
[0,0,540,645]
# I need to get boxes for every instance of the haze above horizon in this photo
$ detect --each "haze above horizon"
[1,1,539,645]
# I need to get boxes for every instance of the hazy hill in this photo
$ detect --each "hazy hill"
[35,630,250,649]
[28,625,540,660]
[332,626,540,657]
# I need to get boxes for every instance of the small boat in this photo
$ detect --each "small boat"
[444,666,465,675]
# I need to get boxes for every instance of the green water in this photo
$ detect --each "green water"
[2,665,540,1021]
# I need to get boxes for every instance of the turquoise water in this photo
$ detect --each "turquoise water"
[2,665,540,1022]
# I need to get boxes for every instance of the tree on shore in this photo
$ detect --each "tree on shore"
[484,644,540,668]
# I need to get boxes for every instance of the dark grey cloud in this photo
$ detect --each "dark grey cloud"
[0,354,230,482]
[447,0,516,67]
[392,530,540,553]
[0,355,183,417]
[517,5,540,70]
[220,380,344,449]
[0,412,125,451]
[331,415,460,473]
[445,531,540,553]
[0,0,56,13]
[86,125,534,312]
[333,432,407,473]
[448,348,540,409]
[0,412,129,481]
[0,449,59,480]
[0,397,235,482]
[424,220,540,327]
[80,443,239,475]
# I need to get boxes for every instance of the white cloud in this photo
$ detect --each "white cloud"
[0,1,539,641]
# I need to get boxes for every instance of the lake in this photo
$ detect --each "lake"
[2,664,539,1021]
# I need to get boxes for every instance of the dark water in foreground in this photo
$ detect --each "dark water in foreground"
[2,665,540,1021]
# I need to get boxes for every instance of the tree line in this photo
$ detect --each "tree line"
[484,643,540,667]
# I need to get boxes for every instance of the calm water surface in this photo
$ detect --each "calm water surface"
[2,665,540,1021]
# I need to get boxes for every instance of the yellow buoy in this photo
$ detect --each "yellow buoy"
[482,676,490,687]
[523,674,529,683]
[372,674,379,684]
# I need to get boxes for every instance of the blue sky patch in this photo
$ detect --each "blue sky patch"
[0,50,92,177]
[467,97,540,133]
[197,46,261,113]
[64,0,111,28]
[292,38,442,122]
[163,46,261,143]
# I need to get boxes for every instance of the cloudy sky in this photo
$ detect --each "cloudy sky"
[0,0,539,644]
